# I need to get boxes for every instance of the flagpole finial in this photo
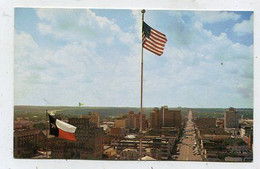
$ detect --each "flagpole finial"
[141,9,145,13]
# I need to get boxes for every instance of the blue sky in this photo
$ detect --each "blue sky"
[14,8,253,108]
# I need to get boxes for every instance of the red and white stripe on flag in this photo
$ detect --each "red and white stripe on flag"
[142,22,167,56]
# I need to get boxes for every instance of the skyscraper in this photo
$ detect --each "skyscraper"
[126,111,146,130]
[79,112,100,127]
[150,106,182,129]
[224,107,240,129]
[126,111,136,129]
[149,107,159,128]
[135,113,146,130]
[115,119,126,128]
[51,117,103,159]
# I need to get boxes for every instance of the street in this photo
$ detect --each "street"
[177,110,202,161]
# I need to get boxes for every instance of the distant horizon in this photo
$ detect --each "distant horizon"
[14,104,253,109]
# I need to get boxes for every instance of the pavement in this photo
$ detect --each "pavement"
[177,110,202,161]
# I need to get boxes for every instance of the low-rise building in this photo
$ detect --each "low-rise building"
[225,156,243,162]
[111,127,125,137]
[226,145,249,154]
[240,125,253,138]
[216,118,224,128]
[120,148,139,160]
[14,119,33,129]
[115,136,175,160]
[14,129,45,158]
[103,146,117,159]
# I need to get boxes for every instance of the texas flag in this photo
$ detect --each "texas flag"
[49,114,77,141]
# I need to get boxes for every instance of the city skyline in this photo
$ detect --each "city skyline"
[14,8,253,108]
[13,106,253,161]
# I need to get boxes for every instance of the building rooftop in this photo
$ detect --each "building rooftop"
[225,156,243,162]
[141,155,156,161]
[41,130,55,138]
[100,124,109,130]
[14,129,41,136]
[123,148,138,152]
[125,135,136,139]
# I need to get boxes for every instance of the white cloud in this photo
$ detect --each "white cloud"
[15,10,253,108]
[15,31,141,106]
[132,11,253,108]
[14,32,38,56]
[14,32,45,104]
[194,11,240,24]
[233,14,253,35]
[37,23,52,35]
[36,9,136,45]
[15,9,141,106]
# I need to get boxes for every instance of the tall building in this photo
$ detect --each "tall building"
[149,106,182,129]
[135,113,146,130]
[126,111,136,129]
[115,119,126,128]
[171,109,182,128]
[51,117,103,159]
[224,107,240,129]
[159,106,167,127]
[79,112,100,127]
[149,107,159,129]
[126,111,146,130]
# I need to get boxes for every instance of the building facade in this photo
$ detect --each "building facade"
[111,127,125,137]
[149,107,159,129]
[126,111,146,130]
[115,119,126,128]
[224,107,240,129]
[126,111,136,129]
[14,129,45,158]
[115,136,175,160]
[149,106,182,129]
[79,112,100,127]
[51,117,103,159]
[135,113,146,130]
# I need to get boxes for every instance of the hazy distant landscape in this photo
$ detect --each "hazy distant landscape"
[14,105,253,121]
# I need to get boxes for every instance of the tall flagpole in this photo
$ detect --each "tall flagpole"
[45,109,48,159]
[139,9,145,160]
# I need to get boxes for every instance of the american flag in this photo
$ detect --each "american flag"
[142,21,167,56]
